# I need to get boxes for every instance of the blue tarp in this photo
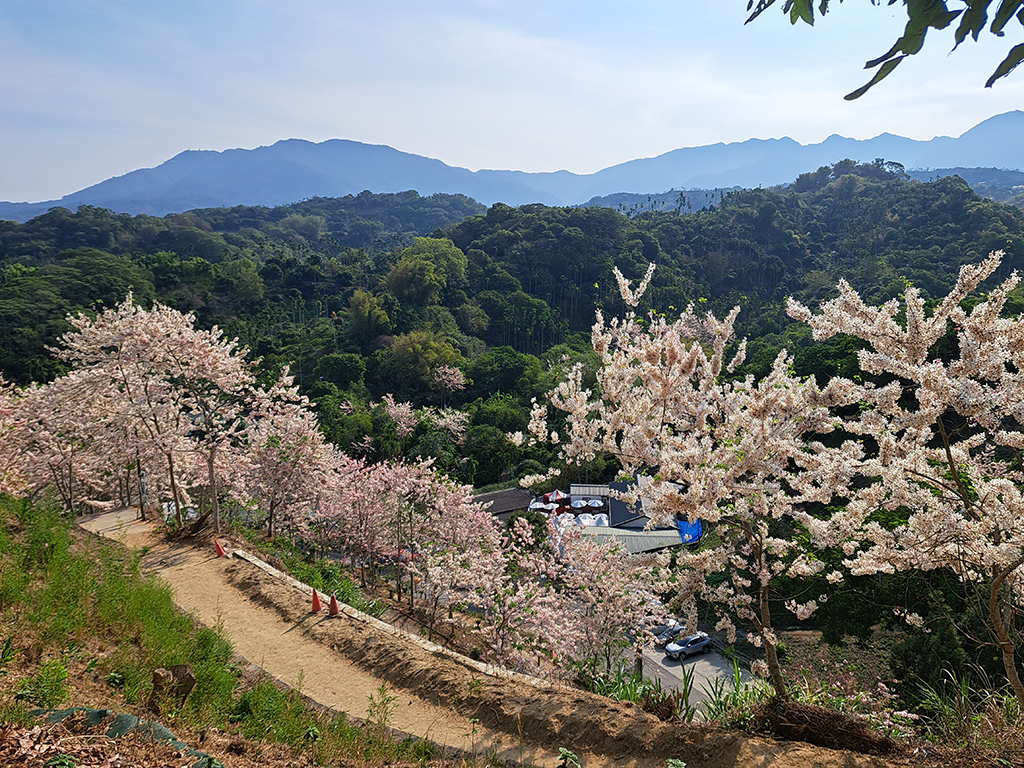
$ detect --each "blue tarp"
[676,517,704,544]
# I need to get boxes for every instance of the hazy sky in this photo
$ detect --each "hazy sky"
[3,1,1024,202]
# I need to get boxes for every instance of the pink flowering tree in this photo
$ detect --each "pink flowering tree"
[160,329,256,533]
[13,372,127,514]
[370,458,490,609]
[789,251,1024,704]
[315,460,396,586]
[240,370,340,538]
[555,525,663,675]
[463,514,661,679]
[400,467,502,640]
[430,364,467,407]
[53,295,255,527]
[471,516,574,675]
[524,265,866,696]
[372,394,469,462]
[289,444,362,558]
[0,375,27,497]
[313,455,500,641]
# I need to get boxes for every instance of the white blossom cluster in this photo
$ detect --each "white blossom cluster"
[522,253,1024,701]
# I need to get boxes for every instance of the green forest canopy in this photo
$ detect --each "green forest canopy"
[2,162,1023,487]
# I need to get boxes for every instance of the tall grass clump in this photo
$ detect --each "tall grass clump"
[918,668,1024,753]
[582,662,698,722]
[585,663,666,702]
[701,660,770,729]
[15,658,70,708]
[229,678,430,764]
[230,679,317,742]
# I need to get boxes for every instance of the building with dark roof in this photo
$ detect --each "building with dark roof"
[473,487,533,524]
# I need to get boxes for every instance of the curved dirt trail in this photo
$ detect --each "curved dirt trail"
[79,508,542,765]
[79,508,911,768]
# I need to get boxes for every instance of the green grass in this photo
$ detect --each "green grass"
[15,658,70,708]
[0,494,446,765]
[232,528,383,617]
[581,662,698,722]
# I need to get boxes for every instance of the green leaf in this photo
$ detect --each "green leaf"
[953,1,990,47]
[990,0,1024,34]
[745,0,779,23]
[845,56,906,100]
[985,41,1024,85]
[866,3,961,68]
[789,0,815,25]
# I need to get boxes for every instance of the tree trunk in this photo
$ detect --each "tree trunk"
[66,462,75,517]
[990,566,1024,705]
[207,449,221,533]
[759,583,788,699]
[135,453,147,520]
[427,595,438,642]
[167,452,183,527]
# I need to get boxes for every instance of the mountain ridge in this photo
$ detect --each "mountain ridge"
[2,111,1023,222]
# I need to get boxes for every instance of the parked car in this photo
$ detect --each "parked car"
[665,631,712,660]
[652,624,687,649]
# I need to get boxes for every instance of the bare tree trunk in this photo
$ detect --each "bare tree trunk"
[135,453,147,520]
[67,463,75,517]
[991,563,1024,705]
[167,452,183,527]
[759,583,787,699]
[207,449,221,533]
[50,463,73,516]
[427,595,437,642]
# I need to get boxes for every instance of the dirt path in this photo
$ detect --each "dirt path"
[79,508,532,763]
[79,508,914,768]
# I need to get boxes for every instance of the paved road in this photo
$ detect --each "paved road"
[641,645,752,713]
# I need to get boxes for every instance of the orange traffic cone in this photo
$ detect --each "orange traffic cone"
[328,592,340,616]
[311,591,323,613]
[214,539,227,557]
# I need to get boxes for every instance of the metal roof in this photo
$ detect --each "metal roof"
[579,526,682,555]
[473,487,534,516]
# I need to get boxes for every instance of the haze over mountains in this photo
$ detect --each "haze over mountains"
[3,111,1024,223]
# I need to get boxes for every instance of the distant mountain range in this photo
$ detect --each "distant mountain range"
[3,111,1024,223]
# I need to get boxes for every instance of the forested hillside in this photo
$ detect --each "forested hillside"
[2,161,1023,487]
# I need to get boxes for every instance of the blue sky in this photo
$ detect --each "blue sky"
[3,1,1024,202]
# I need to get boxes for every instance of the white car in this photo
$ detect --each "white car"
[664,631,712,660]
